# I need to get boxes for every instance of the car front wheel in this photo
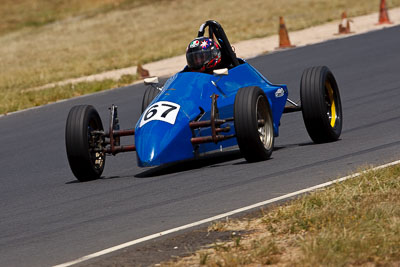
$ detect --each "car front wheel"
[65,105,105,181]
[234,86,274,162]
[300,66,343,143]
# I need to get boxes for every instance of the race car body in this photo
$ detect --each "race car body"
[135,62,287,166]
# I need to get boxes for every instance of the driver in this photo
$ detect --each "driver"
[186,37,222,73]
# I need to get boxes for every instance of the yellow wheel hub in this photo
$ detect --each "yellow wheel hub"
[326,81,336,128]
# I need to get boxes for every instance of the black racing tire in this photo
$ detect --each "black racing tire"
[300,66,343,143]
[141,86,160,113]
[65,105,105,181]
[234,86,274,162]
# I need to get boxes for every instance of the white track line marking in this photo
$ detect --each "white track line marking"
[53,159,400,267]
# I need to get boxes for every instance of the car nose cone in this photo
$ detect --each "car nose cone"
[135,120,194,167]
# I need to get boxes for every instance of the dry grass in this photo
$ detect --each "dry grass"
[0,0,155,35]
[162,164,400,266]
[1,74,136,114]
[2,0,400,114]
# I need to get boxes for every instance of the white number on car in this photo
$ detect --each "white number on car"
[139,101,181,127]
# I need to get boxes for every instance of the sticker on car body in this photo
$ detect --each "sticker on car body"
[275,88,285,98]
[139,101,181,127]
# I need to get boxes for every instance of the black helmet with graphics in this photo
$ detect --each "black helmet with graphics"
[186,37,221,72]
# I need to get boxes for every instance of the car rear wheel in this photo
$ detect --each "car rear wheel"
[141,86,160,113]
[234,86,274,162]
[300,66,343,143]
[65,105,105,181]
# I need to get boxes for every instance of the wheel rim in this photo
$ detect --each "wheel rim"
[88,119,105,171]
[325,80,338,128]
[256,95,273,150]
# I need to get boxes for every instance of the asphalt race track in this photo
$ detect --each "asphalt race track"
[1,26,400,266]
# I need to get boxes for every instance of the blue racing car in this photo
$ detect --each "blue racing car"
[65,20,343,181]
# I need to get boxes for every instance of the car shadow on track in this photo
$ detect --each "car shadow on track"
[134,150,243,178]
[230,141,315,166]
[135,141,315,177]
[65,141,315,183]
[65,151,242,182]
[274,141,315,151]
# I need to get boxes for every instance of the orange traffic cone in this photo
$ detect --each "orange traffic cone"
[276,16,295,49]
[137,63,150,79]
[377,0,393,24]
[337,12,354,34]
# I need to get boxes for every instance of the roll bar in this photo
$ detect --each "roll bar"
[197,20,240,67]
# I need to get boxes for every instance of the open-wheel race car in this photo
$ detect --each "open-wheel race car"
[65,20,343,181]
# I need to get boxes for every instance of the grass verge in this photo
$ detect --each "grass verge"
[0,0,160,35]
[1,74,137,114]
[161,164,400,266]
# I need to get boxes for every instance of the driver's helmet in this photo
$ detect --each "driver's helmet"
[186,37,221,72]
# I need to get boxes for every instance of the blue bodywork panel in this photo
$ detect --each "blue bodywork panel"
[134,61,288,167]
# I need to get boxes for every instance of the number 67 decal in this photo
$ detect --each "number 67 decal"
[139,101,181,127]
